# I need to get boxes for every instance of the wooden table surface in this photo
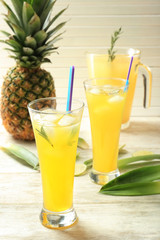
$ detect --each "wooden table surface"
[0,116,160,240]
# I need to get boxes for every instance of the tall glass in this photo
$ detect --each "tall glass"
[87,48,152,129]
[28,97,84,229]
[84,78,128,185]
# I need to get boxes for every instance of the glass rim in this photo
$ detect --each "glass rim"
[86,47,140,57]
[84,77,127,90]
[28,97,84,115]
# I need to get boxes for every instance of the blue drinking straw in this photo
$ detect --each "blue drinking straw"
[124,56,133,92]
[66,66,75,111]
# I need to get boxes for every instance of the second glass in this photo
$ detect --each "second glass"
[28,97,84,229]
[84,78,128,185]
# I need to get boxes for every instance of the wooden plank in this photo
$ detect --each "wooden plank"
[0,201,159,240]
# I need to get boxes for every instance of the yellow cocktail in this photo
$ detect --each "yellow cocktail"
[87,48,152,128]
[84,78,127,185]
[28,98,84,229]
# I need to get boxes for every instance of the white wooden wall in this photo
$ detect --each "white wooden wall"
[0,0,160,117]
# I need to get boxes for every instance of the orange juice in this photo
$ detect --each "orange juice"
[33,113,80,212]
[84,78,127,184]
[28,97,84,229]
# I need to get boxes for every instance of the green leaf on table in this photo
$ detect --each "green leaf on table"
[84,158,93,169]
[36,126,53,148]
[0,143,39,170]
[78,137,89,149]
[99,182,160,196]
[132,150,154,157]
[118,154,160,171]
[118,144,128,154]
[100,164,160,196]
[76,151,80,159]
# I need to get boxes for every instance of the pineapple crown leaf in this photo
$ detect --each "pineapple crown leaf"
[5,39,22,51]
[0,30,11,37]
[1,1,21,28]
[1,0,67,68]
[33,0,56,17]
[27,12,41,35]
[22,2,35,32]
[24,36,37,49]
[46,22,67,41]
[44,6,68,32]
[34,30,47,46]
[10,0,23,21]
[40,1,57,27]
[10,23,26,42]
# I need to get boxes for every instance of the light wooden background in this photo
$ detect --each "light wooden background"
[0,0,160,117]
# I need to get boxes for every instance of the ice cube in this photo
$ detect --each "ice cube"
[58,114,76,126]
[108,95,124,103]
[88,88,102,95]
[103,86,120,96]
[32,113,41,122]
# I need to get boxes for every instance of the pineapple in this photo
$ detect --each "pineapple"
[0,0,67,140]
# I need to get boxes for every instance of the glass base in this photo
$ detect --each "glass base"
[121,120,130,130]
[89,168,120,185]
[40,207,78,230]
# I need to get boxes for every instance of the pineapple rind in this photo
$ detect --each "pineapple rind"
[1,66,55,140]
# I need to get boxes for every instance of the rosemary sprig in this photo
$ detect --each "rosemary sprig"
[108,27,122,62]
[36,126,54,148]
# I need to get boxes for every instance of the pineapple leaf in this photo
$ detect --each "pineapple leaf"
[46,22,66,40]
[40,1,57,27]
[4,19,14,32]
[10,0,23,21]
[27,13,41,35]
[41,50,58,57]
[33,0,54,17]
[0,143,39,170]
[7,10,20,27]
[22,2,34,32]
[43,46,58,52]
[21,56,29,61]
[8,55,18,59]
[45,31,65,47]
[44,7,68,32]
[35,45,46,54]
[41,58,52,63]
[4,48,20,57]
[24,36,37,49]
[1,0,21,28]
[46,37,62,46]
[10,23,26,42]
[23,47,34,55]
[0,30,11,37]
[34,30,47,46]
[5,39,22,50]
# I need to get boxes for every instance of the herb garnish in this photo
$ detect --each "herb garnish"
[108,27,122,62]
[36,126,54,148]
